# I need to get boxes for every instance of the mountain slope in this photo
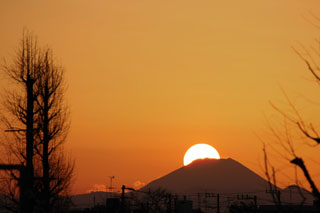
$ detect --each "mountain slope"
[142,158,273,194]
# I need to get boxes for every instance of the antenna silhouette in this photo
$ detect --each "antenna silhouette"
[109,176,115,193]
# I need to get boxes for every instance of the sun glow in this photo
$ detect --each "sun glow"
[183,144,220,166]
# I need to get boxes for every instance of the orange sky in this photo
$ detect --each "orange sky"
[1,0,320,194]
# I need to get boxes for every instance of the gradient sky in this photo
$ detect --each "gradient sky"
[1,0,320,194]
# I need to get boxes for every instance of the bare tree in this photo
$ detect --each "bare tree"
[0,30,74,212]
[262,144,282,207]
[1,31,42,213]
[263,14,320,208]
[130,188,171,213]
[35,48,74,212]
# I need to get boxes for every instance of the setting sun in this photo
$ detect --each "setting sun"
[183,144,220,166]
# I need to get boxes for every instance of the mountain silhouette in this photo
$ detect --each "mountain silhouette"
[281,185,314,205]
[142,158,275,194]
[69,158,314,209]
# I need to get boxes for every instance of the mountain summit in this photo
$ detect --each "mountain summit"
[142,158,272,194]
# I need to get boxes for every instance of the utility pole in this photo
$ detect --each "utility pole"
[254,195,257,210]
[119,185,141,213]
[217,194,220,213]
[204,193,220,213]
[167,193,172,213]
[121,185,125,213]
